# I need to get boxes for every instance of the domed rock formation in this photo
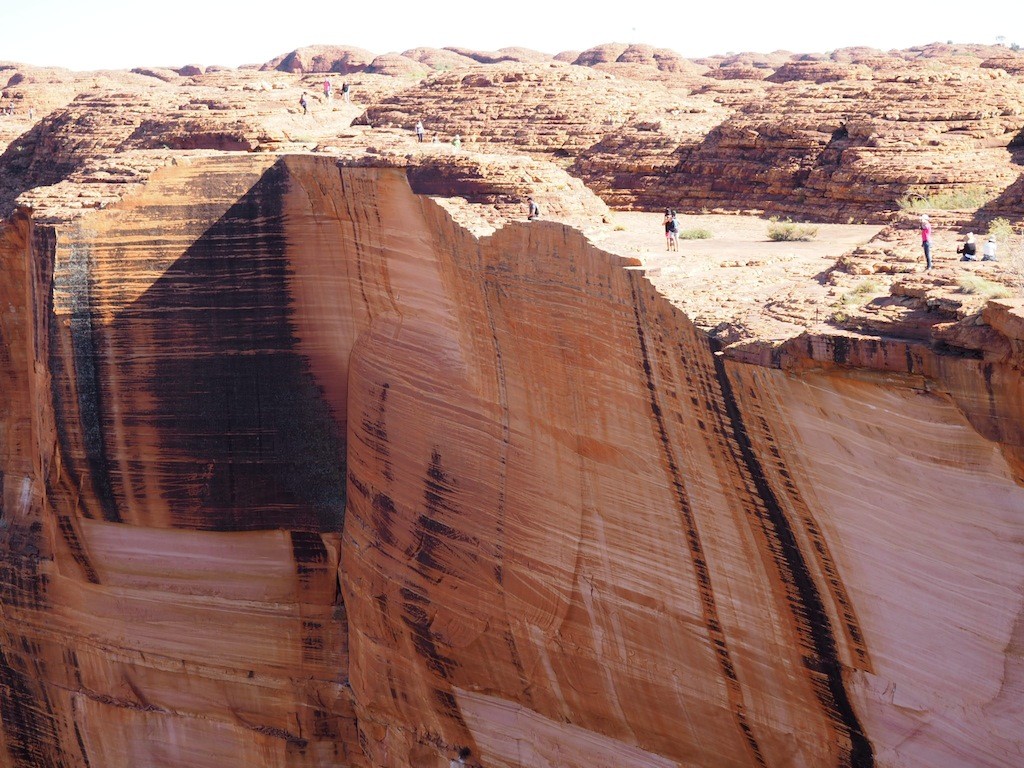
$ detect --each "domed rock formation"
[366,54,430,79]
[401,47,479,70]
[262,45,376,74]
[572,42,630,66]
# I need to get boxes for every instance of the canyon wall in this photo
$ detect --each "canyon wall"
[0,154,1022,767]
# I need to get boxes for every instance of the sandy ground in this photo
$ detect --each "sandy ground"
[589,211,886,341]
[592,211,882,264]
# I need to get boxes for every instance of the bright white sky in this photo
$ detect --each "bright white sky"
[1,0,1021,71]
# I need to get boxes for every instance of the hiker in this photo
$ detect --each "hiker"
[527,197,540,220]
[323,79,332,98]
[920,214,932,270]
[957,232,978,261]
[983,235,998,261]
[341,81,350,102]
[668,210,680,252]
[663,208,674,250]
[450,747,472,768]
[299,92,309,115]
[452,133,461,148]
[415,120,425,143]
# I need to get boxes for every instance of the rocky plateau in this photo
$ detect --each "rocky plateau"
[0,40,1023,768]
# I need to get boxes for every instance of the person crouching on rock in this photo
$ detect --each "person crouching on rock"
[527,197,540,220]
[957,232,978,261]
[983,235,998,261]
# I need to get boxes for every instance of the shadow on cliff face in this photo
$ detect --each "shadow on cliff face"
[0,121,79,219]
[104,160,345,532]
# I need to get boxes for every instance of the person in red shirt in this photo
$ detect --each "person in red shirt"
[920,214,932,270]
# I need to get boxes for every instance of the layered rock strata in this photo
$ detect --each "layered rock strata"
[0,150,1022,768]
[6,45,1024,225]
[574,60,1024,220]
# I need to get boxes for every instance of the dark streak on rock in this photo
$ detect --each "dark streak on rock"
[710,343,874,768]
[628,282,767,768]
[44,222,120,524]
[249,723,309,748]
[400,585,456,679]
[0,642,60,767]
[371,493,398,547]
[56,514,99,584]
[291,530,329,586]
[982,362,998,423]
[832,336,851,366]
[360,382,394,483]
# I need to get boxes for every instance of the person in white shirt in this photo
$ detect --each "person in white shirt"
[983,236,998,261]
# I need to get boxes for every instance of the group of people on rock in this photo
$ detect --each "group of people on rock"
[411,119,461,147]
[920,214,999,270]
[955,231,998,262]
[298,80,351,114]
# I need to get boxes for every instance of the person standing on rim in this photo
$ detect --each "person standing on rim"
[920,214,932,270]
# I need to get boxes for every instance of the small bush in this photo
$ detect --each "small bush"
[838,278,885,306]
[679,228,712,240]
[956,274,1013,299]
[768,221,818,241]
[852,278,883,295]
[613,224,626,231]
[897,186,994,211]
[987,217,1015,240]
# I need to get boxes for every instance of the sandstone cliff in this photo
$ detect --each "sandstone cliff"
[0,43,1022,768]
[0,145,1021,768]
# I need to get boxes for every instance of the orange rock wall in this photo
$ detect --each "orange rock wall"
[0,156,1022,767]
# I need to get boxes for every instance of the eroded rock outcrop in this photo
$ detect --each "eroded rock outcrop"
[575,55,1024,220]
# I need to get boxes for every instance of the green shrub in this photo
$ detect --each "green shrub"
[767,220,818,241]
[897,186,994,211]
[987,217,1015,240]
[678,228,712,240]
[956,274,1013,298]
[852,278,883,295]
[838,278,884,306]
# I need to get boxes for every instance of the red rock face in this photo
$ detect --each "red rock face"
[0,43,1023,768]
[1,151,1022,768]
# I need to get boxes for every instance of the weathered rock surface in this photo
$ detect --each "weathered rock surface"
[575,54,1024,220]
[263,46,377,75]
[0,41,1023,768]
